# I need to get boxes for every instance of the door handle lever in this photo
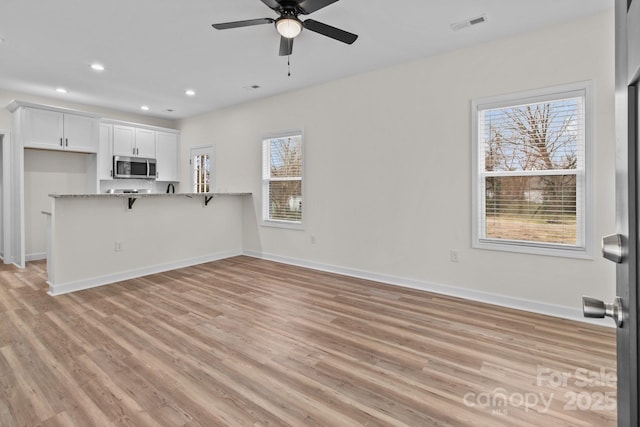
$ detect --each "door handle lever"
[582,296,623,327]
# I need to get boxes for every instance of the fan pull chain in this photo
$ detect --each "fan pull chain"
[288,55,291,77]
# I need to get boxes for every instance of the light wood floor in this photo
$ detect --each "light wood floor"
[0,256,616,426]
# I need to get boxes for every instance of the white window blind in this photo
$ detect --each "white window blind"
[472,84,591,257]
[262,132,303,227]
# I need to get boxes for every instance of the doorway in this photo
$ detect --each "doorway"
[190,145,214,193]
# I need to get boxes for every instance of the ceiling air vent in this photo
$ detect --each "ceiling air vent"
[451,14,487,32]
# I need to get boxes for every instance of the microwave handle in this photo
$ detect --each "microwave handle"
[146,160,150,177]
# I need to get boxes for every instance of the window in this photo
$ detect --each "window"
[190,145,213,193]
[262,131,303,228]
[472,82,591,257]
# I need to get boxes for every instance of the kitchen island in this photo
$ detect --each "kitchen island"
[45,192,252,295]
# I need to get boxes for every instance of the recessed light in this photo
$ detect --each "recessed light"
[90,63,105,71]
[185,89,196,96]
[55,88,68,94]
[140,105,150,111]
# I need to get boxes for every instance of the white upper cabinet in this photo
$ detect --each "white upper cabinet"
[98,123,113,180]
[103,120,179,182]
[156,131,179,182]
[22,107,98,153]
[135,128,156,158]
[113,125,156,158]
[112,125,135,157]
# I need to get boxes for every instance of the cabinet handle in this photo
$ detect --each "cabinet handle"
[60,137,63,147]
[65,138,68,147]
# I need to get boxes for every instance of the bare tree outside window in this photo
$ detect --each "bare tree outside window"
[262,133,303,224]
[194,153,210,193]
[478,94,585,247]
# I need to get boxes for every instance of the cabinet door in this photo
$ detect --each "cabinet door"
[156,131,179,181]
[98,123,113,180]
[135,128,156,158]
[23,108,64,149]
[63,114,98,153]
[113,125,135,156]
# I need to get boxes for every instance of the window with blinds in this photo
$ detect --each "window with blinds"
[472,83,591,257]
[262,132,303,227]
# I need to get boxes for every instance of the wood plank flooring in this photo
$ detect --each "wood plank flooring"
[0,256,616,426]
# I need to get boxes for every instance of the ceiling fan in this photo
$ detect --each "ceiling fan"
[212,0,358,56]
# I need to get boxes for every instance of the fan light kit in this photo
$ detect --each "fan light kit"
[276,17,303,38]
[212,0,358,57]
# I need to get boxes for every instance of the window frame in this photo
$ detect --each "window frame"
[261,130,304,230]
[471,81,593,259]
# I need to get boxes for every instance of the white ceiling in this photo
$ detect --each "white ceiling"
[0,0,613,120]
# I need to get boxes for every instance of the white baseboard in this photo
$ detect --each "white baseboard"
[48,249,243,296]
[243,249,612,328]
[26,252,46,262]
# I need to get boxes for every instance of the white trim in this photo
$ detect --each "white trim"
[47,249,241,296]
[7,100,101,118]
[242,249,613,328]
[261,129,305,229]
[25,252,46,262]
[261,219,305,230]
[0,130,10,265]
[99,118,179,134]
[471,81,594,259]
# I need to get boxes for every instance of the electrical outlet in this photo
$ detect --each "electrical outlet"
[115,241,124,252]
[450,250,459,263]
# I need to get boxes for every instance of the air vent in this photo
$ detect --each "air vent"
[451,14,487,32]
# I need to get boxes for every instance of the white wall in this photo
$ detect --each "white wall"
[24,149,90,258]
[178,11,616,312]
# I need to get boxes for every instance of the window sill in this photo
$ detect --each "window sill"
[261,219,304,230]
[473,240,592,260]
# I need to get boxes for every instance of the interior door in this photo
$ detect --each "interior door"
[584,2,640,425]
[605,1,639,426]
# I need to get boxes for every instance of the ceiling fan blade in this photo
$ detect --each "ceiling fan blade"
[212,18,274,30]
[260,0,284,11]
[279,36,294,56]
[297,0,339,14]
[303,19,358,44]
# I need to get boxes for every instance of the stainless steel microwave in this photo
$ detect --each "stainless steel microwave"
[113,155,157,179]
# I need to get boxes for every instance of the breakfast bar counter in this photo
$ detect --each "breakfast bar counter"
[45,192,252,295]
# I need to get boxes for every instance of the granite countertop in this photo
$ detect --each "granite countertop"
[49,192,252,198]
